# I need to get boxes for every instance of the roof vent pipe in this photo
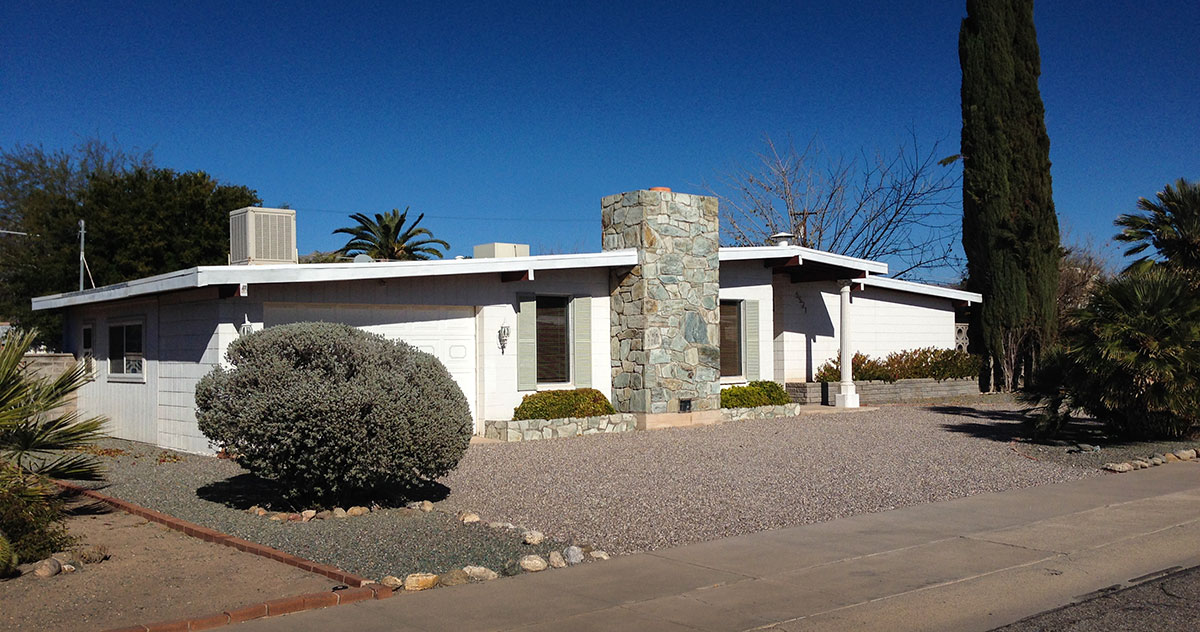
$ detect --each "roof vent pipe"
[769,232,795,247]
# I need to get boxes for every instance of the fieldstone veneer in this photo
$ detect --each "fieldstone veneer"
[602,189,721,417]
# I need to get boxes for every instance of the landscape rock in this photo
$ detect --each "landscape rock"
[438,569,470,586]
[60,563,76,573]
[519,555,548,572]
[419,500,434,512]
[1174,449,1196,460]
[459,512,481,524]
[589,550,611,560]
[268,512,288,521]
[1151,457,1164,466]
[246,505,263,515]
[77,545,109,564]
[1102,462,1133,473]
[314,510,333,520]
[563,546,584,565]
[33,558,62,578]
[287,513,303,522]
[301,509,317,521]
[404,572,439,591]
[347,506,370,517]
[523,530,545,545]
[548,551,567,568]
[1164,453,1180,463]
[1077,444,1097,452]
[1132,460,1150,469]
[464,565,498,581]
[380,575,403,589]
[332,507,348,518]
[253,507,267,516]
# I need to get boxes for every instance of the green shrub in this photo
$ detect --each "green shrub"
[196,322,473,503]
[512,388,616,420]
[0,472,73,564]
[720,380,792,408]
[1021,268,1200,440]
[0,529,15,576]
[815,348,980,383]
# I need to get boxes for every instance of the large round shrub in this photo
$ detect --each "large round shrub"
[196,322,472,502]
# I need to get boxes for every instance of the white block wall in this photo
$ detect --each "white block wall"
[718,260,775,384]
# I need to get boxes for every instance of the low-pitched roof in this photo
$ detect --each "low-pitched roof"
[31,246,977,310]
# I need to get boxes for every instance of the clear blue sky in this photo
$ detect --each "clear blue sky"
[2,1,1196,279]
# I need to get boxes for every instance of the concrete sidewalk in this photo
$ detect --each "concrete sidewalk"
[240,463,1200,631]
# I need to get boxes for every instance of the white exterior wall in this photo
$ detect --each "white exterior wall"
[717,260,775,384]
[65,268,615,450]
[775,279,958,382]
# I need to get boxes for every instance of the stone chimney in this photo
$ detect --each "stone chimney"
[602,189,721,427]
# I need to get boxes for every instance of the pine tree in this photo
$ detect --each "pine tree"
[959,0,1060,391]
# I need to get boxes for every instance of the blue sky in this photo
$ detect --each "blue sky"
[2,1,1196,280]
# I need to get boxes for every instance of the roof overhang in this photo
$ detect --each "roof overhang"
[855,276,983,305]
[32,249,640,310]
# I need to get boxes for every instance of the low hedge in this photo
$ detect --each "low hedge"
[721,380,792,408]
[512,388,616,420]
[815,347,980,383]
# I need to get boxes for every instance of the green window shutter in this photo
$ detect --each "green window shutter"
[517,294,537,391]
[573,296,592,388]
[744,300,760,381]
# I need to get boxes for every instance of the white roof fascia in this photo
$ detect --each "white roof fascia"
[718,246,889,275]
[33,249,639,311]
[856,275,983,304]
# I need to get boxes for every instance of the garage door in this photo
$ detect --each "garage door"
[263,303,477,424]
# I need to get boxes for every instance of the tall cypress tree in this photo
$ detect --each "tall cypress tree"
[959,0,1060,391]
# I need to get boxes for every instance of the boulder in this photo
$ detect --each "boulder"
[563,546,584,565]
[1164,453,1180,463]
[347,506,370,517]
[33,557,62,578]
[301,510,317,521]
[1173,449,1196,460]
[380,575,403,589]
[588,550,611,560]
[523,530,545,545]
[548,551,567,568]
[314,510,333,520]
[332,507,348,518]
[463,565,498,581]
[404,573,439,591]
[519,555,548,572]
[1132,460,1150,469]
[419,500,434,513]
[459,512,481,524]
[1102,462,1133,473]
[438,569,471,586]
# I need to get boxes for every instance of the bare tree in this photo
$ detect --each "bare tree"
[713,133,961,279]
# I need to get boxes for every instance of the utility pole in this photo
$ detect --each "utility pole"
[79,219,86,292]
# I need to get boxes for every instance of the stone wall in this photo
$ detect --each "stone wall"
[787,378,980,405]
[602,189,721,416]
[21,353,79,414]
[721,403,806,422]
[484,413,637,442]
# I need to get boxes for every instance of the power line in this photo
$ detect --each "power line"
[290,205,587,223]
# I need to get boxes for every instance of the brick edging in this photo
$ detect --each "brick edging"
[103,583,394,632]
[56,481,371,586]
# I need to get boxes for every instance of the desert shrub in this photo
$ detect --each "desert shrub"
[815,348,980,383]
[720,380,792,408]
[196,322,473,503]
[0,471,73,563]
[512,388,616,420]
[1021,268,1200,439]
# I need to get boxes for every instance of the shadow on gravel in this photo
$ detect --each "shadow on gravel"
[63,498,114,517]
[195,473,451,510]
[933,406,1030,444]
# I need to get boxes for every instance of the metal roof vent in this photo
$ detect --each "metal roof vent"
[229,207,298,265]
[768,232,795,247]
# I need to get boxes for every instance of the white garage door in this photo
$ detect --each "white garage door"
[263,303,477,423]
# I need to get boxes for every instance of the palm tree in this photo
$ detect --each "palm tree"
[1114,178,1200,274]
[333,208,450,261]
[1,328,107,489]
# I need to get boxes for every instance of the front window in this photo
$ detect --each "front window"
[719,300,742,377]
[536,296,569,383]
[108,323,144,375]
[81,325,94,374]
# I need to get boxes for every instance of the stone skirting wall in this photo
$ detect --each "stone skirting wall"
[721,403,805,421]
[484,413,637,442]
[602,189,721,416]
[787,378,980,405]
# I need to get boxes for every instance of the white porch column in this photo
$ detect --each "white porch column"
[835,280,859,408]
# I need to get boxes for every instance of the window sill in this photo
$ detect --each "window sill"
[536,382,576,391]
[107,374,146,384]
[720,376,748,386]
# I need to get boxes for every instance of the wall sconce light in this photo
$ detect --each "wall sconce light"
[239,314,254,337]
[498,324,511,354]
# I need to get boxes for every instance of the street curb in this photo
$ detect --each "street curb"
[53,482,396,631]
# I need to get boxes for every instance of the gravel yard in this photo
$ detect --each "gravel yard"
[75,443,565,581]
[439,403,1100,554]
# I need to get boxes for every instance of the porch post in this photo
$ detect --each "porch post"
[835,280,859,408]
